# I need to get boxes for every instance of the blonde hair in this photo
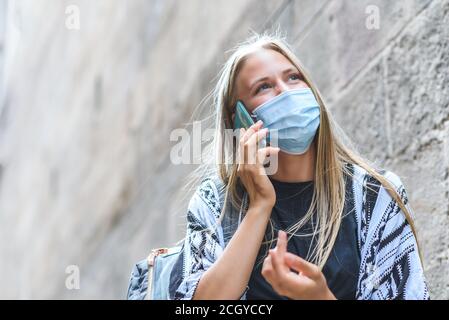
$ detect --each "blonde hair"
[178,30,421,269]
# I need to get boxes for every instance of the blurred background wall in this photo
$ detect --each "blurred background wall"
[0,0,447,299]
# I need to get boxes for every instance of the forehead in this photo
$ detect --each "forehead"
[236,49,297,90]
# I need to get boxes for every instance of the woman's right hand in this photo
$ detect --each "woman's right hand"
[237,120,280,212]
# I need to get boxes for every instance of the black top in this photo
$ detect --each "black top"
[246,169,360,300]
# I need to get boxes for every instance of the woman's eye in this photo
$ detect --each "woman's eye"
[289,73,302,81]
[255,83,270,94]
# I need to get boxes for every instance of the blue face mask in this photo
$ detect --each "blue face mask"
[252,88,320,155]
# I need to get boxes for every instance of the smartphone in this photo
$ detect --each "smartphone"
[234,100,268,148]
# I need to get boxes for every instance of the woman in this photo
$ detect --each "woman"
[169,33,429,300]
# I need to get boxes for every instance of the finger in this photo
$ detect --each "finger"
[251,119,264,131]
[238,128,253,165]
[285,252,320,279]
[238,122,264,165]
[256,127,269,146]
[246,127,268,147]
[236,128,245,165]
[268,250,278,273]
[245,128,268,165]
[245,141,257,165]
[257,146,280,165]
[269,247,287,277]
[239,128,246,140]
[276,230,288,256]
[261,254,273,278]
[241,120,263,142]
[262,255,273,270]
[264,253,272,265]
[242,127,255,144]
[272,230,288,273]
[268,249,298,297]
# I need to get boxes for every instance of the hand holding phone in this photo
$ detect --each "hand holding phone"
[233,100,279,210]
[234,101,267,148]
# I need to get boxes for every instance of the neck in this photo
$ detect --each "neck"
[269,141,316,182]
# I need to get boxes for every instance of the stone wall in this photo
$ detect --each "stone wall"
[0,0,447,299]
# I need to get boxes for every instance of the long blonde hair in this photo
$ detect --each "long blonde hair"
[179,31,421,269]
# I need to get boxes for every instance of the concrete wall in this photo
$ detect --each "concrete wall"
[0,0,447,299]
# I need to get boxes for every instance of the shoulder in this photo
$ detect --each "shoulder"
[352,162,410,217]
[188,174,225,221]
[350,163,412,239]
[351,162,406,195]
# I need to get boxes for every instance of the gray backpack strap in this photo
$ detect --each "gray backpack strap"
[209,175,248,247]
[210,174,249,300]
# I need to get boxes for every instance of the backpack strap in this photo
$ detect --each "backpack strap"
[210,174,249,299]
[359,167,385,250]
[209,175,248,248]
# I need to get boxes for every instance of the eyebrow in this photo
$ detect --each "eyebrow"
[249,67,300,92]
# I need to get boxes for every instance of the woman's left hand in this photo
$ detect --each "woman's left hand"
[261,230,336,300]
